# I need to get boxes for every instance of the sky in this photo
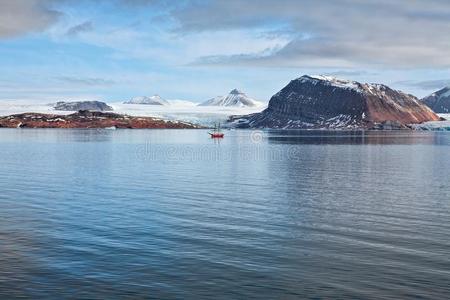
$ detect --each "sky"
[1,0,450,103]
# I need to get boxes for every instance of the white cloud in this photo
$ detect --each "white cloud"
[171,0,450,68]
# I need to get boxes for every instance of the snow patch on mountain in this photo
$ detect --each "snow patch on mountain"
[299,75,361,91]
[422,87,450,113]
[295,75,406,98]
[198,89,262,107]
[124,95,169,106]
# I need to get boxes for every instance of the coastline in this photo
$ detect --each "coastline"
[0,111,202,129]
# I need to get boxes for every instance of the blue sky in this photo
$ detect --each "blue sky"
[1,0,450,102]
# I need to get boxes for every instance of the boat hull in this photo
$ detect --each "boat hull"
[209,133,224,138]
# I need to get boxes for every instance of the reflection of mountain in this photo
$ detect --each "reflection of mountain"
[265,130,438,145]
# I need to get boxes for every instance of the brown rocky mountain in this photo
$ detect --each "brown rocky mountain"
[229,75,439,129]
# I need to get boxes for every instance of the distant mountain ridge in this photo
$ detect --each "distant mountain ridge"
[54,101,113,111]
[198,89,261,107]
[421,87,450,113]
[229,75,439,129]
[124,95,169,105]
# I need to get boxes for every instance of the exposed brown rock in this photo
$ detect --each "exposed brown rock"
[229,75,439,129]
[0,110,201,129]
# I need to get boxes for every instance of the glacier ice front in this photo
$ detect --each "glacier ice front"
[413,115,450,131]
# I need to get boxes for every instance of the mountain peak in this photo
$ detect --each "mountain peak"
[198,89,260,107]
[436,86,450,95]
[301,75,341,82]
[422,86,450,113]
[294,74,399,96]
[229,89,244,95]
[124,95,169,105]
[296,74,360,89]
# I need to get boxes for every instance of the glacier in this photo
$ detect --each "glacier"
[0,100,267,127]
[412,114,450,131]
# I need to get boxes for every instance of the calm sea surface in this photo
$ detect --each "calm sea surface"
[0,129,449,299]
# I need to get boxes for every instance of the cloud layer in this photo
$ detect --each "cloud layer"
[2,0,450,101]
[171,0,450,68]
[396,79,450,90]
[0,0,60,38]
[3,0,450,68]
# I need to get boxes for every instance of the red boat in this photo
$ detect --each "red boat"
[209,123,224,138]
[209,132,224,138]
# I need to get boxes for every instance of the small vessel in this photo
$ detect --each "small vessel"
[209,123,224,138]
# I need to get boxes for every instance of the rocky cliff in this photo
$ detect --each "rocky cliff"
[229,75,439,129]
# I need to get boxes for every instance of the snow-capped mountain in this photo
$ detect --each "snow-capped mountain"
[124,95,169,105]
[230,75,439,129]
[198,89,260,107]
[421,87,450,113]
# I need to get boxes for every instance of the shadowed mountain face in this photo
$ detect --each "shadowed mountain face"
[230,75,439,129]
[422,87,450,113]
[54,101,113,111]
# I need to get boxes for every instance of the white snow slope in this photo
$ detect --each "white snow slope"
[0,100,267,127]
[198,89,263,107]
[413,114,450,131]
[124,95,170,106]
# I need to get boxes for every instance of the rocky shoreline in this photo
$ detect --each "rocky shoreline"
[0,110,201,129]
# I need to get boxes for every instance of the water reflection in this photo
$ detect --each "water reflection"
[266,130,446,145]
[0,129,449,299]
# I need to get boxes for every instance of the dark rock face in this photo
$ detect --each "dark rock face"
[421,87,450,113]
[0,111,201,129]
[54,101,113,111]
[230,75,439,129]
